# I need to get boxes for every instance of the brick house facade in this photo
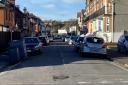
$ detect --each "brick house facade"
[0,0,15,31]
[84,0,113,42]
[85,0,128,42]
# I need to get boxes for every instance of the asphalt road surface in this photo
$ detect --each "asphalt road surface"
[0,40,128,85]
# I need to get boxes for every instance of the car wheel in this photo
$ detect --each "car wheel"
[37,49,42,54]
[79,49,84,57]
[80,51,84,57]
[120,46,127,54]
[103,54,107,58]
[75,48,79,52]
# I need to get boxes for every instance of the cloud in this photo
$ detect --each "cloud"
[42,4,56,9]
[16,0,84,21]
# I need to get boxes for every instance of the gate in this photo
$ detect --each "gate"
[0,31,21,52]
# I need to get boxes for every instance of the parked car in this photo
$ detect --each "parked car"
[64,36,70,42]
[117,34,128,53]
[43,35,50,45]
[74,36,85,52]
[79,36,107,57]
[68,36,78,45]
[23,37,42,54]
[48,35,54,42]
[38,36,49,46]
[54,35,62,40]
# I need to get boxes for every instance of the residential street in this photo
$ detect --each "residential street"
[0,41,128,85]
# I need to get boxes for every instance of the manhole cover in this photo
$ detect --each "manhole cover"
[53,75,69,80]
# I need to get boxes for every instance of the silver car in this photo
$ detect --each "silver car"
[23,37,42,54]
[79,36,107,57]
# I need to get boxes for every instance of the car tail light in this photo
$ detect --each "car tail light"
[102,43,107,48]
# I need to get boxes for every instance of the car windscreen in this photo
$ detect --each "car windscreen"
[86,37,104,44]
[25,38,39,43]
[125,36,128,41]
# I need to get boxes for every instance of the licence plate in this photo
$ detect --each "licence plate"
[27,50,31,52]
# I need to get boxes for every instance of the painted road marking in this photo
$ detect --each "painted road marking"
[78,80,128,84]
[99,80,113,84]
[0,71,8,76]
[78,81,90,84]
[110,62,128,72]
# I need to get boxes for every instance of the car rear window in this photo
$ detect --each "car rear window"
[25,38,39,43]
[86,37,104,44]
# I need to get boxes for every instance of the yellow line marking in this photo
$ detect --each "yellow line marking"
[110,62,128,72]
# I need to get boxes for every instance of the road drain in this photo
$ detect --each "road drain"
[53,75,69,80]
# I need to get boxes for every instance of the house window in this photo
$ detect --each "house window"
[98,20,101,31]
[106,17,110,32]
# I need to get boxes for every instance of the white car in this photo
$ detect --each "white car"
[43,35,50,45]
[48,35,54,42]
[79,36,107,57]
[65,36,70,42]
[68,36,78,45]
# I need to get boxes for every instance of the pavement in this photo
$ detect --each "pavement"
[0,51,9,70]
[107,44,128,68]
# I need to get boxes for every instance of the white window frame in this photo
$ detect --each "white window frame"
[106,17,110,32]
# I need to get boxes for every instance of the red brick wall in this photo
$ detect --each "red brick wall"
[4,5,15,29]
[103,16,112,32]
[0,8,4,25]
[103,16,106,32]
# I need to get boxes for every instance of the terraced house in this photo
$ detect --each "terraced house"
[84,0,128,42]
[0,0,15,31]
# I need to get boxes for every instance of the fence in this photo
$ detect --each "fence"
[0,31,21,52]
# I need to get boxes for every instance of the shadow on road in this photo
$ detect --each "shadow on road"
[107,47,128,59]
[7,41,109,71]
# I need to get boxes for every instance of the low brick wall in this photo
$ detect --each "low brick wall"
[106,43,117,48]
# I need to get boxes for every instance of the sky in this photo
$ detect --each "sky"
[16,0,85,21]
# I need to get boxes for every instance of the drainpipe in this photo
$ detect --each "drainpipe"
[112,0,115,42]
